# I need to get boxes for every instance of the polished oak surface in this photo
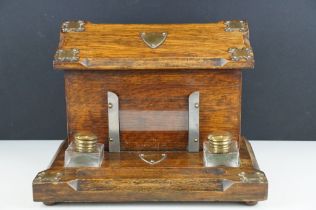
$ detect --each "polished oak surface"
[32,21,266,205]
[65,70,241,151]
[33,138,268,204]
[54,21,253,70]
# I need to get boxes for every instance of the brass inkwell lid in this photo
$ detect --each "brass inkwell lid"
[74,132,98,153]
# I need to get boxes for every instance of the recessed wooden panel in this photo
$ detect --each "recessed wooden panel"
[65,70,241,151]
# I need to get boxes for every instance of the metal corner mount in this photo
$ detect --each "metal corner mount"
[239,171,267,184]
[228,47,253,61]
[224,20,248,32]
[33,171,63,184]
[54,48,80,63]
[61,20,85,33]
[188,91,200,152]
[107,91,120,152]
[140,32,168,49]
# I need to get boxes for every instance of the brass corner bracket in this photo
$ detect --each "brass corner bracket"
[224,20,248,32]
[140,32,168,49]
[34,171,63,184]
[228,47,253,61]
[239,171,266,184]
[54,48,80,63]
[61,20,85,33]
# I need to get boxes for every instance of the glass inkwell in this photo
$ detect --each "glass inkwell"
[203,131,239,167]
[64,132,104,167]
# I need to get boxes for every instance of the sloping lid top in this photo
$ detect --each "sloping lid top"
[54,20,254,70]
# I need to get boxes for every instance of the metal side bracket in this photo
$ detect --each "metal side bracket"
[107,91,120,152]
[188,91,200,152]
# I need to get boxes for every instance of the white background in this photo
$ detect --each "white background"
[0,140,315,210]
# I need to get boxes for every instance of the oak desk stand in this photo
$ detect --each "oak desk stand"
[33,20,268,205]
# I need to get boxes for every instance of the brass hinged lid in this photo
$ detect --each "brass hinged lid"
[54,20,254,70]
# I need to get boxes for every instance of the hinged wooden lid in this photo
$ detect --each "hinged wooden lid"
[54,20,254,70]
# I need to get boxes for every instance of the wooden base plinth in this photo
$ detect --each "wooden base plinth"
[33,137,268,204]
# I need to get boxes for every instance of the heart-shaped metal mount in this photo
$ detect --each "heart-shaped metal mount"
[140,32,168,49]
[139,153,167,165]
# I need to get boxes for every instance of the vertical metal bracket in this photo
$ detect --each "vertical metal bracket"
[107,91,120,152]
[188,91,200,152]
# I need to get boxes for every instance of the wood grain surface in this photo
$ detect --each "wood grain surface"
[33,137,268,204]
[54,21,254,70]
[32,21,267,205]
[65,70,242,151]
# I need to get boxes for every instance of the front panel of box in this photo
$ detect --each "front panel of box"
[65,70,241,151]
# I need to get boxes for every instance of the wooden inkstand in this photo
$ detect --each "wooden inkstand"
[33,20,268,205]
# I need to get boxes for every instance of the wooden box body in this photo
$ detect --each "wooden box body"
[56,21,254,151]
[33,21,267,205]
[65,70,241,151]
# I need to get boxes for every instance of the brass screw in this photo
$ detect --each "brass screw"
[108,103,113,108]
[208,131,232,154]
[74,132,98,153]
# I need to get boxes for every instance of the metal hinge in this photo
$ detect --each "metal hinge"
[224,20,248,32]
[61,20,85,33]
[54,48,80,62]
[228,47,253,61]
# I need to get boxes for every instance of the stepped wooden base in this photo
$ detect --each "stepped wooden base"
[33,137,268,205]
